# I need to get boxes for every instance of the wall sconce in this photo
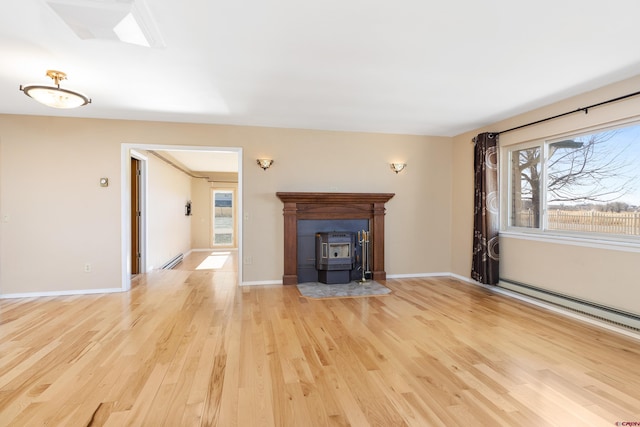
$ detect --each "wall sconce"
[185,200,192,216]
[257,159,274,170]
[390,163,407,174]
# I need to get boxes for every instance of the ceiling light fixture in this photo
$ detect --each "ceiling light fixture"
[20,70,91,109]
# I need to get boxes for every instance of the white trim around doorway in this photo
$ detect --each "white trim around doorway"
[120,143,243,291]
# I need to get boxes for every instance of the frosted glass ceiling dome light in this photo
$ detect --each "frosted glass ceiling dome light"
[20,70,91,109]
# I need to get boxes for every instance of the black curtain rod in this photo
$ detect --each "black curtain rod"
[497,89,640,135]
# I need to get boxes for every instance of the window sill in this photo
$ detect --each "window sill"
[500,230,640,253]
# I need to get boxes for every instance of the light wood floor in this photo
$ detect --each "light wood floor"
[1,251,639,426]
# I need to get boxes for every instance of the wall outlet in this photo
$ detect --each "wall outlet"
[84,263,92,273]
[243,256,253,265]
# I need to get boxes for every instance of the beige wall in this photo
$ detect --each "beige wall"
[0,117,122,294]
[190,178,212,249]
[451,74,640,316]
[0,116,452,295]
[145,152,192,270]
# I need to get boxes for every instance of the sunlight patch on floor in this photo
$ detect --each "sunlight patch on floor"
[196,252,230,270]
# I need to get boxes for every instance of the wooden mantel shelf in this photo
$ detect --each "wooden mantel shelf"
[276,192,395,285]
[276,192,396,204]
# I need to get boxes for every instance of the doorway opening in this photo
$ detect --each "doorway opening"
[121,144,243,291]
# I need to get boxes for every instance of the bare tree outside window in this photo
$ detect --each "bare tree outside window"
[511,146,540,228]
[509,123,640,236]
[547,131,638,205]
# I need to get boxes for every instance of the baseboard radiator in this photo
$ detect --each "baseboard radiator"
[161,253,184,270]
[499,279,640,331]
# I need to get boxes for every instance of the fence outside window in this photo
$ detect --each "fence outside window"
[516,209,640,236]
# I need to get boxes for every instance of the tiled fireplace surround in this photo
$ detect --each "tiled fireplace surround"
[276,192,395,285]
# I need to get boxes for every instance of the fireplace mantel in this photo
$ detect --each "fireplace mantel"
[276,192,395,285]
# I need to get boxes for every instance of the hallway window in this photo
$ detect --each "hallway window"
[213,190,235,246]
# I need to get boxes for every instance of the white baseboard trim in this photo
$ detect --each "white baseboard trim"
[0,287,125,299]
[241,280,282,286]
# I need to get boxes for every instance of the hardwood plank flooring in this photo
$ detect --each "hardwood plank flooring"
[1,250,639,426]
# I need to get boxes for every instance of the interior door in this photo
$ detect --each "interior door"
[131,157,141,274]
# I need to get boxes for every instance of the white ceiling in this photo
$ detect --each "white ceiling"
[2,0,640,137]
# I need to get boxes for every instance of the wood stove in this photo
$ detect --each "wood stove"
[315,232,356,284]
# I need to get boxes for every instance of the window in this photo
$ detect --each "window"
[510,146,541,228]
[507,121,640,239]
[212,189,235,246]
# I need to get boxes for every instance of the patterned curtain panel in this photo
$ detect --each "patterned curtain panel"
[471,132,500,285]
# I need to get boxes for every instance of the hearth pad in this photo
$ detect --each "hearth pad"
[296,281,391,299]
